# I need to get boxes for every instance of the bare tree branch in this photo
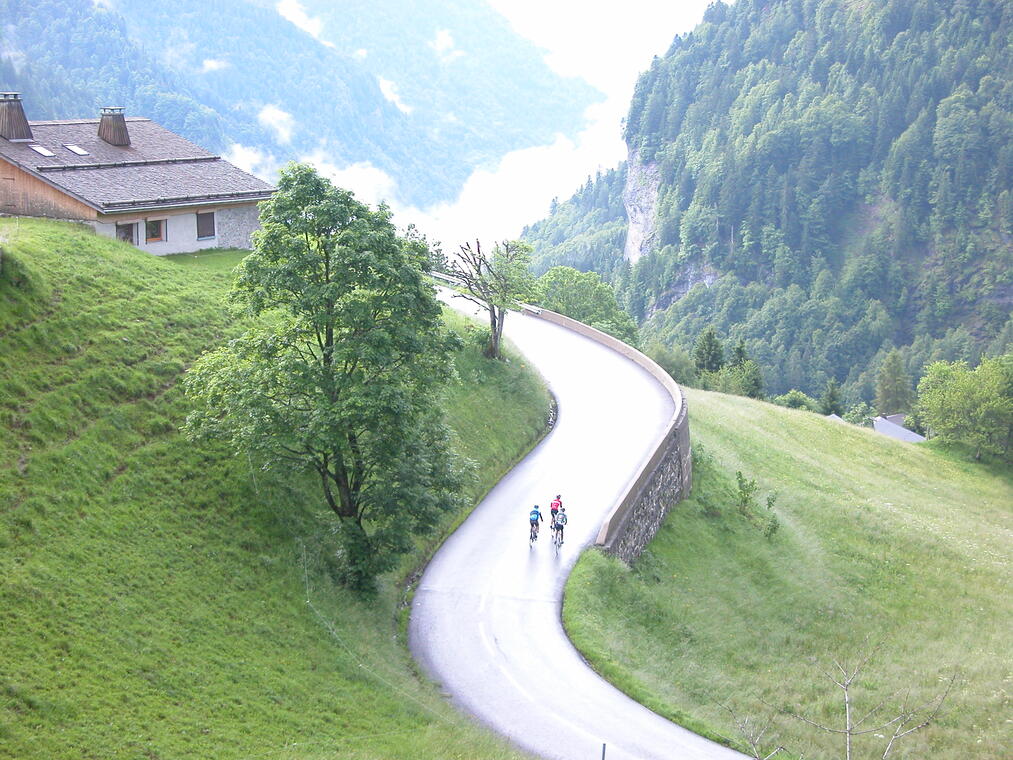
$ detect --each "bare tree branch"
[719,702,788,760]
[786,651,956,760]
[881,671,956,759]
[445,239,533,359]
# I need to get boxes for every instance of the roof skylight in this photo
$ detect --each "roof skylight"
[29,144,56,157]
[64,144,89,156]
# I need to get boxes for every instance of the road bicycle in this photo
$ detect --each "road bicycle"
[551,525,563,552]
[529,521,539,546]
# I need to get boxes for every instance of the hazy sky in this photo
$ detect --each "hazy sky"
[278,0,715,248]
[489,0,713,96]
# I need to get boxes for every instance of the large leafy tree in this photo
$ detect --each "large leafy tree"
[448,239,534,359]
[183,163,462,589]
[917,354,1013,461]
[645,340,698,385]
[536,265,638,345]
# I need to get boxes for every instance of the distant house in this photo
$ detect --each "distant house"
[0,93,274,254]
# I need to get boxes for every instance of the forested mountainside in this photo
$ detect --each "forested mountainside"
[528,166,629,277]
[0,0,598,207]
[524,0,1012,400]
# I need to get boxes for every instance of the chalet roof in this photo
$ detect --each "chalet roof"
[873,416,927,443]
[0,118,274,213]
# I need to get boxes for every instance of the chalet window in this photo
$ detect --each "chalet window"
[63,144,89,156]
[196,211,216,240]
[145,219,165,243]
[28,144,56,157]
[116,223,135,245]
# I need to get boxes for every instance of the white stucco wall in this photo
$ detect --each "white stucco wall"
[94,202,263,254]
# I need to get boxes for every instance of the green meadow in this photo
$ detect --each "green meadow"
[565,388,1011,759]
[0,219,548,759]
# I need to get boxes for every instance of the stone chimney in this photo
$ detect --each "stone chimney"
[0,92,33,141]
[98,106,130,146]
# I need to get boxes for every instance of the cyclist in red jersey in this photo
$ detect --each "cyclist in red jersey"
[549,494,562,526]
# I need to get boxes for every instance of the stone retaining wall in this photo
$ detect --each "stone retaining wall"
[521,306,691,563]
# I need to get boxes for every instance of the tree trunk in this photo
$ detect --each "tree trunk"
[485,306,504,359]
[844,683,852,760]
[495,307,506,354]
[339,518,379,592]
[319,453,357,520]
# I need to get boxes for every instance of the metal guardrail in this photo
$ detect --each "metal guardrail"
[429,270,462,286]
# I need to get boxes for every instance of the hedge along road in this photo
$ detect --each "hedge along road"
[410,295,745,760]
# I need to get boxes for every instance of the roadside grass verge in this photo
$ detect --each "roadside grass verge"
[0,219,547,759]
[564,387,1011,759]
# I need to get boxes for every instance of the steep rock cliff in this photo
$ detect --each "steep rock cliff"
[622,149,660,264]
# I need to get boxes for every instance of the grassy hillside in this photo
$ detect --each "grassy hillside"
[0,219,549,759]
[564,388,1011,759]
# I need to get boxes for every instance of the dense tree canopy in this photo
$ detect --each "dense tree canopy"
[524,167,629,277]
[525,0,1012,402]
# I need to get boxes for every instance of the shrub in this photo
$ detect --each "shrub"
[771,389,820,411]
[735,470,758,515]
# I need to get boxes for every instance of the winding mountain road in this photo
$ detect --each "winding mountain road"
[409,301,745,760]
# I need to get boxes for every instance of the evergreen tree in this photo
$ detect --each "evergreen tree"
[876,349,914,414]
[818,378,845,416]
[730,339,749,367]
[737,360,766,399]
[694,327,725,372]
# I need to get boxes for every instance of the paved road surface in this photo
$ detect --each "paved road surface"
[410,303,745,760]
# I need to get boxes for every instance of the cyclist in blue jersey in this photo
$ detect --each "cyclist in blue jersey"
[528,505,544,542]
